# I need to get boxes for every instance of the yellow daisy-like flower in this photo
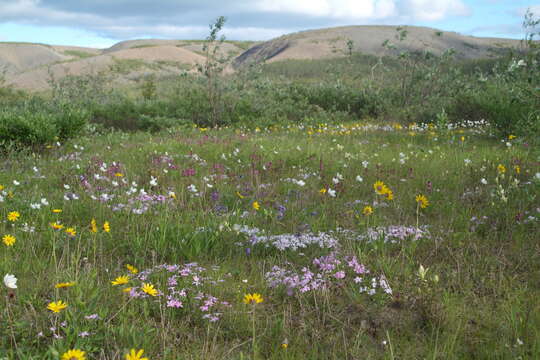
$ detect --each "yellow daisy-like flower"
[415,194,429,209]
[65,227,77,237]
[0,185,4,191]
[90,218,98,233]
[2,234,16,246]
[497,164,506,174]
[243,293,264,304]
[47,300,68,313]
[50,222,64,230]
[362,206,373,216]
[125,348,149,360]
[373,181,386,195]
[103,221,110,233]
[141,283,158,297]
[111,276,129,286]
[61,349,86,360]
[252,201,260,211]
[55,282,76,289]
[319,188,327,194]
[7,211,20,222]
[52,209,62,213]
[382,187,394,201]
[126,264,138,274]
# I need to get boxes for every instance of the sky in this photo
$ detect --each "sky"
[0,0,538,48]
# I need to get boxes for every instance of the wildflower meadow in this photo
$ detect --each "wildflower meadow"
[1,119,539,359]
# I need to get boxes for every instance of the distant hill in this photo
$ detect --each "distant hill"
[0,26,522,91]
[234,25,521,67]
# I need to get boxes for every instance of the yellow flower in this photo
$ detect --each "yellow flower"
[2,234,16,246]
[514,165,521,174]
[52,209,62,213]
[123,287,132,293]
[55,282,76,289]
[50,222,64,230]
[142,283,158,297]
[243,293,264,304]
[236,191,245,199]
[111,276,129,286]
[415,194,429,209]
[497,164,506,174]
[7,211,20,222]
[125,349,149,360]
[252,201,260,211]
[47,300,68,313]
[0,185,4,191]
[115,172,124,177]
[319,188,327,194]
[508,135,516,140]
[380,185,394,201]
[90,218,98,233]
[126,264,138,274]
[61,349,86,360]
[281,343,288,349]
[65,227,77,237]
[103,221,110,233]
[362,206,373,216]
[373,181,386,195]
[460,136,465,142]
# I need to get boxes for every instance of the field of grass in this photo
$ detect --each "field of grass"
[1,121,539,359]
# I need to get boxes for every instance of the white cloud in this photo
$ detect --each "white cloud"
[401,0,470,21]
[256,0,469,21]
[257,0,397,19]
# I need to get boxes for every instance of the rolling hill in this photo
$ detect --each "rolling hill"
[0,25,522,91]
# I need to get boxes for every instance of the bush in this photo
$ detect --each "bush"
[448,84,538,136]
[0,106,89,149]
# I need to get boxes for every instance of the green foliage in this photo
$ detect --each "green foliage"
[0,105,89,148]
[62,50,95,59]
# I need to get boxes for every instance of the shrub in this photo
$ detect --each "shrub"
[0,106,89,149]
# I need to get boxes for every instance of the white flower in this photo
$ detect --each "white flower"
[13,180,20,186]
[356,175,363,182]
[3,274,17,289]
[480,178,488,185]
[150,176,158,187]
[464,159,471,165]
[327,189,336,197]
[362,161,369,168]
[332,177,340,184]
[40,198,49,206]
[63,184,70,190]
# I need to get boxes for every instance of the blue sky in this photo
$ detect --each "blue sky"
[0,0,537,48]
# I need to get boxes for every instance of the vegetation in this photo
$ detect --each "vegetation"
[0,11,539,359]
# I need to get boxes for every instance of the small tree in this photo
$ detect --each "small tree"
[346,39,354,56]
[197,16,228,126]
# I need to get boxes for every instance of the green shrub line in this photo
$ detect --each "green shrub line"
[0,13,538,149]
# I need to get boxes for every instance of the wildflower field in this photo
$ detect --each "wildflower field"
[1,120,539,359]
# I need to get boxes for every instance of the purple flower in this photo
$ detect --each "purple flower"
[167,299,183,308]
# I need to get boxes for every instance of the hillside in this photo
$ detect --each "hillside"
[0,25,522,90]
[234,25,521,67]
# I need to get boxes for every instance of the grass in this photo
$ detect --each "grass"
[62,50,96,59]
[1,122,539,359]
